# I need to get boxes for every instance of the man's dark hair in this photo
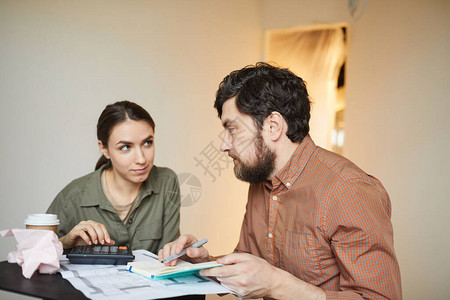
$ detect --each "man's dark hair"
[214,62,310,143]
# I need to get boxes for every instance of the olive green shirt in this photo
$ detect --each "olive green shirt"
[47,165,180,253]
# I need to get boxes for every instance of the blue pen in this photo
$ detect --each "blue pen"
[161,238,208,263]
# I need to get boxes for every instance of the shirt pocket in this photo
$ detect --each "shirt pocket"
[136,221,163,241]
[133,221,163,252]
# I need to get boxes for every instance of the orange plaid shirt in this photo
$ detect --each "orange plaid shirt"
[235,135,402,299]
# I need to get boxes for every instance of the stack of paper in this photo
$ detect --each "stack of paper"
[58,249,231,300]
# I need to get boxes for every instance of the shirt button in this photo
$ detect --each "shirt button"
[286,182,291,187]
[268,233,273,238]
[272,196,278,201]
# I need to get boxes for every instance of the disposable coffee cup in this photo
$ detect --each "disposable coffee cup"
[24,214,60,233]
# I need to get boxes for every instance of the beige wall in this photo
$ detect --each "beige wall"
[345,2,450,299]
[0,1,261,299]
[1,1,449,299]
[263,0,450,299]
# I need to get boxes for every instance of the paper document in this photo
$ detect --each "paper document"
[128,259,223,279]
[58,249,230,300]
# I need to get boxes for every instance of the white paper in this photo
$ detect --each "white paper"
[58,249,230,300]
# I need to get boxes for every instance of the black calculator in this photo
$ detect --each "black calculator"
[66,245,135,265]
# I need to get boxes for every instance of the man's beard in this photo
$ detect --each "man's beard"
[233,132,276,184]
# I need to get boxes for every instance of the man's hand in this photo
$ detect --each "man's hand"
[158,234,210,266]
[60,220,114,249]
[200,253,326,300]
[199,253,278,298]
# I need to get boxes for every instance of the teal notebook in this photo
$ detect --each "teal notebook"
[127,260,223,280]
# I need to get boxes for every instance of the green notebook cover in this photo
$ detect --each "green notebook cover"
[127,260,223,280]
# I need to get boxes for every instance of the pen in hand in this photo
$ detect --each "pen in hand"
[161,238,208,264]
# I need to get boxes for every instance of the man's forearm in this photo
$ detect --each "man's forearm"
[269,267,326,300]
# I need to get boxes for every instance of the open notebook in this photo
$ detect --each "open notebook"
[127,259,223,280]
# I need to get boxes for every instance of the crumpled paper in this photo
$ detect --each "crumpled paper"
[1,228,63,278]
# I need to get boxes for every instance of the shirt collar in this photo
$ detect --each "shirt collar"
[271,134,316,190]
[80,165,160,208]
[139,166,160,196]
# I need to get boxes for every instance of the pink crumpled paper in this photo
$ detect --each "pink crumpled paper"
[1,228,63,278]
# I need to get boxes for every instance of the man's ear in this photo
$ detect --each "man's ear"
[266,112,284,142]
[98,141,110,159]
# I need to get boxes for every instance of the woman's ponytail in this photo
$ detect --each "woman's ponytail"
[95,155,111,170]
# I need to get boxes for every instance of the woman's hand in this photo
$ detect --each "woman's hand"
[59,220,115,249]
[158,234,210,266]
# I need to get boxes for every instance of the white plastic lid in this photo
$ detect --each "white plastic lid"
[24,214,60,226]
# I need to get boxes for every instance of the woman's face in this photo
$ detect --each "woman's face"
[99,119,155,185]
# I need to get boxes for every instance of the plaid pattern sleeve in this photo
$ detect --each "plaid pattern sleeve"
[324,178,402,299]
[234,135,402,299]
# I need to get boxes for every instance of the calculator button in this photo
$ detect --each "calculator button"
[67,244,134,265]
[118,246,128,254]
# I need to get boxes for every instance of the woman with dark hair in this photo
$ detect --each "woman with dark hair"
[47,101,180,253]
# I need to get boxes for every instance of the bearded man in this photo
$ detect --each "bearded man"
[160,63,402,300]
